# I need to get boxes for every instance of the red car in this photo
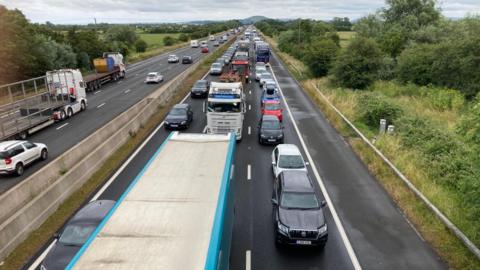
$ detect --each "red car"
[262,100,283,121]
[201,47,209,53]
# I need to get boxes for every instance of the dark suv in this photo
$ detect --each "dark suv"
[272,170,328,247]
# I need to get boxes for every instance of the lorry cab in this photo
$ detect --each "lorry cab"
[102,52,126,78]
[191,40,199,48]
[46,69,87,120]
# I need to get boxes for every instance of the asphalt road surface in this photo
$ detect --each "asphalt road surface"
[25,38,447,270]
[0,37,225,193]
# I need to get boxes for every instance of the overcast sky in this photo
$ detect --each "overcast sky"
[2,0,479,24]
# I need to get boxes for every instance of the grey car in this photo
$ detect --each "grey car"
[164,104,193,130]
[40,200,115,270]
[190,80,210,98]
[258,115,284,145]
[272,171,328,247]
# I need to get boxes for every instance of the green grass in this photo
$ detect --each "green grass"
[261,31,480,269]
[138,33,181,49]
[337,31,356,48]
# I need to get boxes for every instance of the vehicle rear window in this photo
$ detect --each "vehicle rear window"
[278,155,305,169]
[0,151,10,159]
[281,192,319,209]
[265,103,280,111]
[262,120,280,129]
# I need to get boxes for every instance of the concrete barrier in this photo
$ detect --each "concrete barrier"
[0,59,203,260]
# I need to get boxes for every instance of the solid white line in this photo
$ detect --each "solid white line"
[94,90,101,95]
[248,126,251,135]
[246,250,251,270]
[270,62,362,270]
[124,89,131,94]
[56,123,69,130]
[247,164,251,180]
[28,57,215,270]
[27,239,57,270]
[97,102,106,108]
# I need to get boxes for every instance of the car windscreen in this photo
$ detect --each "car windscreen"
[264,103,280,111]
[208,102,241,113]
[194,81,207,87]
[147,74,157,78]
[59,224,97,246]
[169,108,186,116]
[261,74,272,79]
[281,192,319,209]
[262,119,280,129]
[212,63,221,68]
[278,155,305,169]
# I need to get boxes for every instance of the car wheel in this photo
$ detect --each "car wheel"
[80,101,86,111]
[67,108,73,118]
[59,110,66,121]
[41,149,48,160]
[15,163,24,176]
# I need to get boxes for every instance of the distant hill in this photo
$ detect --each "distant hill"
[241,16,269,24]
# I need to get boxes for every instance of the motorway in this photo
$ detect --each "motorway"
[26,37,446,269]
[0,37,225,193]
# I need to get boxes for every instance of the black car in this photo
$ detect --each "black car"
[41,200,115,270]
[272,171,328,247]
[258,115,284,145]
[164,104,193,129]
[182,56,193,64]
[190,80,210,98]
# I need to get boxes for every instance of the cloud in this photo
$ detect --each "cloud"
[1,0,479,23]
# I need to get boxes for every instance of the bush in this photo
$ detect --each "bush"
[303,38,339,77]
[178,33,189,42]
[426,88,464,111]
[134,39,147,53]
[331,37,383,89]
[163,36,176,46]
[356,92,402,128]
[457,97,480,144]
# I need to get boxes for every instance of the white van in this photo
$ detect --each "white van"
[190,40,199,48]
[209,35,215,41]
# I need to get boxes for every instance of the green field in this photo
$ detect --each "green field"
[337,31,356,47]
[138,33,181,49]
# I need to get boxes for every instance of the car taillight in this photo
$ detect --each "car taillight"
[5,157,12,165]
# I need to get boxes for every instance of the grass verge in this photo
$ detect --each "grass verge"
[0,36,235,270]
[264,34,480,269]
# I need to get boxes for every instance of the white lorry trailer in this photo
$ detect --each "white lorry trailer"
[0,69,87,140]
[205,82,246,140]
[66,132,236,270]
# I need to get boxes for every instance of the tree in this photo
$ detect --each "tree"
[163,36,176,46]
[331,37,383,89]
[331,17,352,31]
[135,39,148,52]
[178,33,189,42]
[28,35,77,76]
[303,38,339,77]
[382,0,441,30]
[66,29,106,69]
[105,25,138,48]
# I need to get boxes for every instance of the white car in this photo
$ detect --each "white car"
[0,140,48,176]
[144,72,164,84]
[271,144,308,178]
[210,63,223,75]
[255,66,267,81]
[167,55,179,63]
[263,81,278,92]
[259,72,274,86]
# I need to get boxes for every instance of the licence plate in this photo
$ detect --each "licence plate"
[268,139,276,142]
[296,240,311,245]
[170,124,178,127]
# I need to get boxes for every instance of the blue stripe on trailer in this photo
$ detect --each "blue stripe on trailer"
[65,131,175,270]
[204,132,236,270]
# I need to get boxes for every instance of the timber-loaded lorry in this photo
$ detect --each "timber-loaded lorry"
[84,52,126,92]
[0,69,88,140]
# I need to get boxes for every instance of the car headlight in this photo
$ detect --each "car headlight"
[278,134,283,138]
[318,224,327,234]
[260,134,267,138]
[165,121,170,125]
[277,222,289,235]
[181,121,187,125]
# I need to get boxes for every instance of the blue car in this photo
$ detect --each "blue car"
[261,87,280,106]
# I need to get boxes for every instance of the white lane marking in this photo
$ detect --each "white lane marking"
[203,126,207,133]
[94,90,101,95]
[27,239,57,270]
[249,90,252,95]
[230,164,235,180]
[0,115,7,119]
[135,73,139,76]
[124,89,131,94]
[248,126,251,135]
[56,123,69,130]
[246,250,251,270]
[248,104,251,111]
[270,61,362,270]
[247,164,251,181]
[27,52,220,270]
[97,102,106,108]
[399,209,425,242]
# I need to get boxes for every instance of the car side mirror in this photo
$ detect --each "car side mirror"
[305,162,310,166]
[321,200,327,208]
[271,198,278,205]
[53,232,60,239]
[271,161,276,165]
